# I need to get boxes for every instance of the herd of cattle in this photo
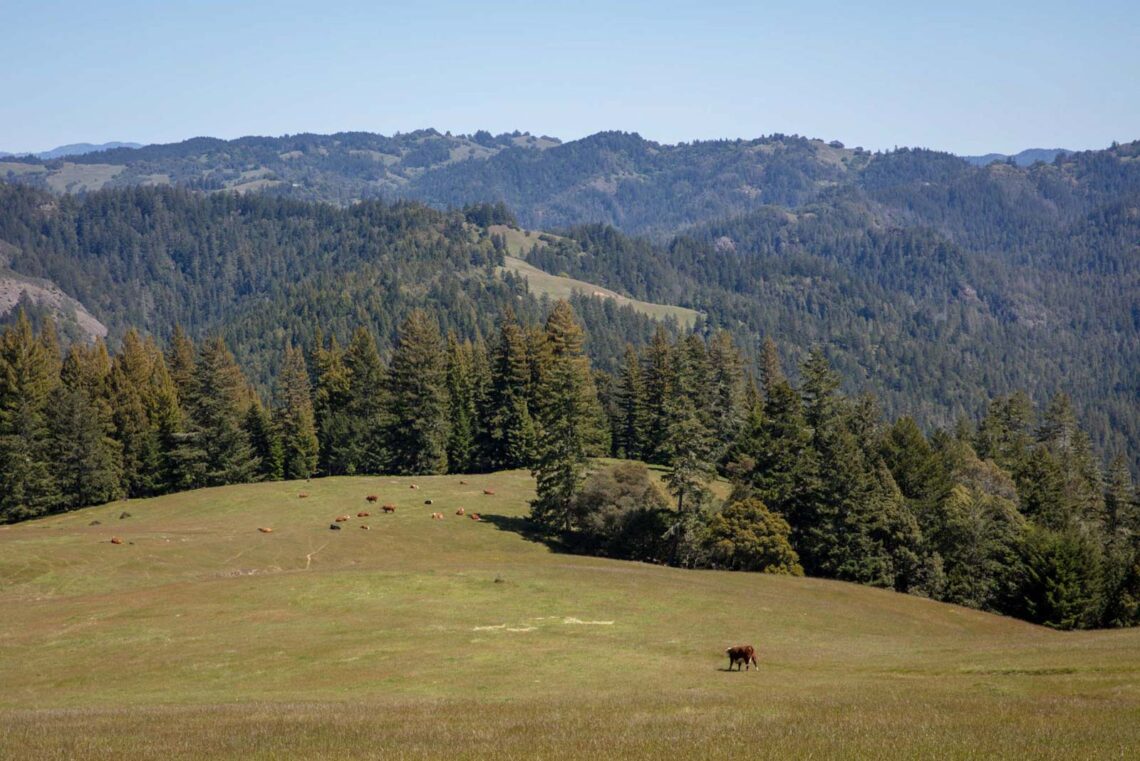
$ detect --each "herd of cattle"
[308,485,492,531]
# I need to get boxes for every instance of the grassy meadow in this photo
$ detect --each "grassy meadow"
[487,223,701,327]
[1,468,1137,759]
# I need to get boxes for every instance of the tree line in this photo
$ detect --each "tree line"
[1,304,1136,629]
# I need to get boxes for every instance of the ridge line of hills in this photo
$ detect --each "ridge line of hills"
[1,131,1138,474]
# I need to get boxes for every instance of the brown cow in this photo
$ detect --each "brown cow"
[470,512,481,521]
[366,495,379,503]
[360,525,370,530]
[459,480,468,485]
[725,645,758,671]
[431,512,443,520]
[455,507,465,516]
[409,484,419,490]
[258,527,274,533]
[382,505,397,513]
[110,536,123,544]
[357,511,370,517]
[298,492,309,499]
[335,515,349,522]
[483,489,495,496]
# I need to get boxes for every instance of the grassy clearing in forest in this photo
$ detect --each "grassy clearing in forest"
[1,468,1137,759]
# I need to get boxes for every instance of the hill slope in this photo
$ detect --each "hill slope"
[1,470,1137,759]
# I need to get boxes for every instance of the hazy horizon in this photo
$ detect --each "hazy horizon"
[0,129,1099,160]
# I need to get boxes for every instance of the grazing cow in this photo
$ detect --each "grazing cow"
[298,492,309,499]
[382,505,397,513]
[329,523,342,531]
[409,484,419,490]
[119,511,131,519]
[726,645,758,671]
[483,489,495,496]
[470,513,481,521]
[366,495,379,503]
[459,480,468,485]
[357,511,370,517]
[424,499,434,505]
[89,520,102,526]
[110,536,123,544]
[360,525,370,530]
[431,512,443,520]
[258,527,273,533]
[455,507,465,516]
[335,515,349,522]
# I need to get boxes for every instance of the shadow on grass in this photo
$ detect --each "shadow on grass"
[478,513,575,554]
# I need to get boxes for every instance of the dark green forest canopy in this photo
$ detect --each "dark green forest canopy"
[1,137,1139,472]
[0,184,666,382]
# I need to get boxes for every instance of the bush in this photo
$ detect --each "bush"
[702,497,803,575]
[571,462,670,561]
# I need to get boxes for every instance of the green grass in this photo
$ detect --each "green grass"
[488,224,701,327]
[498,256,700,327]
[43,162,125,193]
[1,469,1138,759]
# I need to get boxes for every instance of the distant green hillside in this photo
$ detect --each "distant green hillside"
[2,471,1137,759]
[488,224,699,327]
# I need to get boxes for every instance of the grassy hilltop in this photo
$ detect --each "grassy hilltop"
[1,468,1138,759]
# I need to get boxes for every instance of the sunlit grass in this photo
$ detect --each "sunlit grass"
[1,468,1137,758]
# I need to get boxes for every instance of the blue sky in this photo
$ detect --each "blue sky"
[1,0,1137,154]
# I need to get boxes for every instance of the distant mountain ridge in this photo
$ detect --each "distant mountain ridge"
[0,141,142,160]
[960,148,1072,167]
[2,134,1139,475]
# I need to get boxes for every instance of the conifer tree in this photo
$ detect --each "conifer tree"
[613,344,648,460]
[759,336,784,401]
[246,396,283,480]
[1105,455,1138,538]
[273,344,319,480]
[313,335,353,475]
[1038,393,1105,527]
[0,311,60,522]
[344,327,390,474]
[182,335,258,487]
[660,342,716,514]
[641,325,673,464]
[109,330,164,496]
[145,337,188,493]
[483,309,536,470]
[387,310,449,474]
[166,325,196,403]
[531,301,602,530]
[706,329,747,460]
[975,392,1035,475]
[445,332,478,472]
[49,341,123,509]
[738,377,816,523]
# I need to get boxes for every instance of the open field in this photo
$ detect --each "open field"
[42,163,124,193]
[1,468,1138,759]
[499,256,700,328]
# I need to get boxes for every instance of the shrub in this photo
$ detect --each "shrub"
[571,462,670,561]
[703,497,803,575]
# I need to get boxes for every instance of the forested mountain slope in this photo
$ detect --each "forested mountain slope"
[0,185,667,383]
[1,137,1138,468]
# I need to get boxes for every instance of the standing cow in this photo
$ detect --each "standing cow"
[726,644,758,671]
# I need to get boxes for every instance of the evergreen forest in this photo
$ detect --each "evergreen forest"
[1,304,1137,630]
